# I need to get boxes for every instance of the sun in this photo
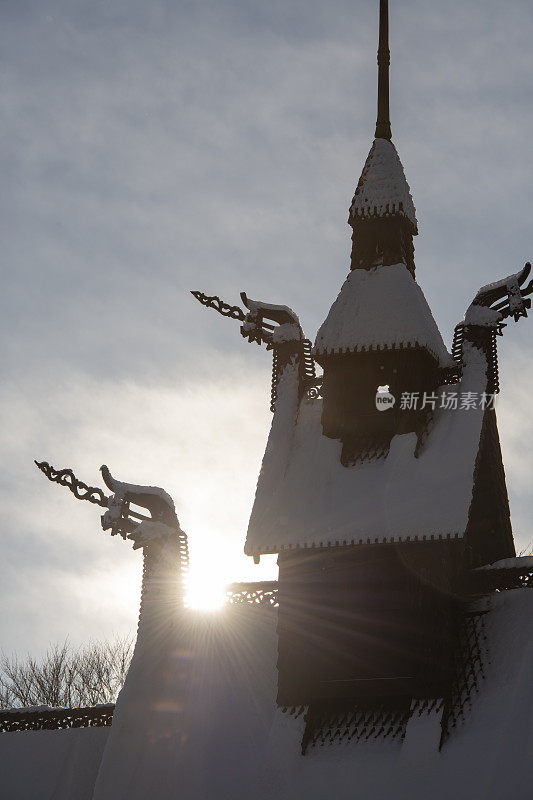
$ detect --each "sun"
[184,565,227,611]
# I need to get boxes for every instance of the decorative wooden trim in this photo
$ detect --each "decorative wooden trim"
[226,582,279,607]
[247,533,464,558]
[300,700,411,754]
[0,704,114,733]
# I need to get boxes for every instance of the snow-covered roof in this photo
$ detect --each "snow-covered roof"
[5,590,532,800]
[349,138,418,233]
[0,726,109,799]
[245,341,487,555]
[314,263,453,366]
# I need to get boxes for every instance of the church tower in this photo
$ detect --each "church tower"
[238,0,530,711]
[316,0,452,466]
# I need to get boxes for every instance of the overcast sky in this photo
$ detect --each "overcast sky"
[2,0,532,656]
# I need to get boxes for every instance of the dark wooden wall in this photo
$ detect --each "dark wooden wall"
[319,349,439,464]
[465,409,515,568]
[277,542,463,707]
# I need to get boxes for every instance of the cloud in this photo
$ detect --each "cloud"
[2,0,532,653]
[0,359,275,654]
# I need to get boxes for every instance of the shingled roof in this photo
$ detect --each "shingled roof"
[314,262,453,366]
[245,341,486,556]
[349,138,418,233]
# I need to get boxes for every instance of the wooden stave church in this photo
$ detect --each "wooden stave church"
[243,0,522,713]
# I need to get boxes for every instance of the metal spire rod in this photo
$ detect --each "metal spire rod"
[375,0,392,141]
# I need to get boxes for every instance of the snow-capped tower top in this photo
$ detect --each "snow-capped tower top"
[348,138,418,234]
[349,0,417,238]
[349,0,417,235]
[346,0,419,274]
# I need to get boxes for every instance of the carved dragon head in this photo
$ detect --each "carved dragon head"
[100,465,184,549]
[464,262,532,330]
[239,292,303,349]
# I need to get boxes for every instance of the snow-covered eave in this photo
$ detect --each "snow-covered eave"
[349,207,418,236]
[313,339,452,366]
[245,531,465,558]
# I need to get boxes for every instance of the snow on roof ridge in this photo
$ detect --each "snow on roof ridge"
[476,556,533,572]
[314,263,452,367]
[349,138,418,232]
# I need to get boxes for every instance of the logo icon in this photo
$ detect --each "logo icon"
[375,385,396,411]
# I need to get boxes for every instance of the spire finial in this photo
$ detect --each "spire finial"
[375,0,392,140]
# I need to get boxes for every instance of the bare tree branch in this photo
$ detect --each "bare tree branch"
[0,636,133,709]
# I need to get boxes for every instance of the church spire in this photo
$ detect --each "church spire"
[347,0,417,273]
[375,0,392,141]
